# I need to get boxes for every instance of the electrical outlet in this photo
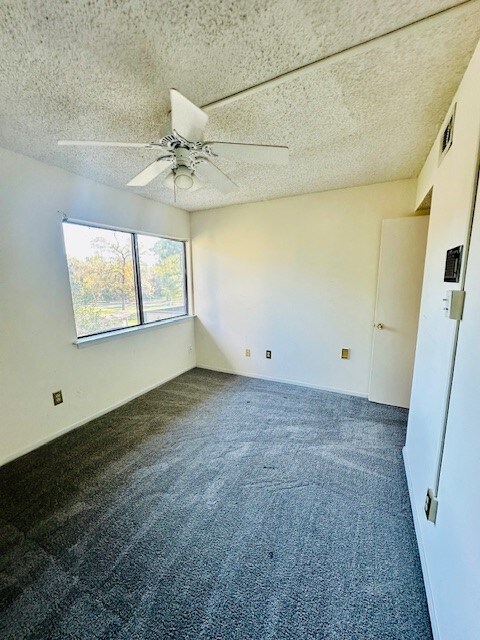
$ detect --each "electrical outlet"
[188,345,193,354]
[341,348,350,359]
[245,348,251,357]
[266,350,272,359]
[52,390,63,406]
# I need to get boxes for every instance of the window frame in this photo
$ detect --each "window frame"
[62,218,189,340]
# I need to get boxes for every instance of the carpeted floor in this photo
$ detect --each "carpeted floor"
[0,368,432,640]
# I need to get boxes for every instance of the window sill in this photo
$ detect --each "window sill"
[74,315,195,348]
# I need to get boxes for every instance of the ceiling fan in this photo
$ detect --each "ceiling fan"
[58,89,289,195]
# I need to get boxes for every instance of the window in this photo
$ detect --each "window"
[136,234,187,324]
[63,221,188,338]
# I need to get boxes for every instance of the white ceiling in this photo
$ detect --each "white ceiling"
[0,1,479,211]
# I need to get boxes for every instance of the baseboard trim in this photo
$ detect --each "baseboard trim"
[403,446,440,640]
[196,364,368,398]
[0,365,196,468]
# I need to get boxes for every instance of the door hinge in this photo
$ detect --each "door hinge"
[425,488,438,523]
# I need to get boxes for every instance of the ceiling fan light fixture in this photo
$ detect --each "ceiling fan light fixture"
[164,164,203,192]
[174,167,194,189]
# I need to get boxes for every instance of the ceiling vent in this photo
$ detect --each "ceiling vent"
[439,104,456,164]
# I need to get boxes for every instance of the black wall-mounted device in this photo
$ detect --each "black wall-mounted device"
[444,245,463,283]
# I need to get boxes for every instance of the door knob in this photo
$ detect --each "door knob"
[376,323,384,330]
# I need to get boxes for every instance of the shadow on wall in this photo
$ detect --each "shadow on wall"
[194,317,237,371]
[0,370,233,531]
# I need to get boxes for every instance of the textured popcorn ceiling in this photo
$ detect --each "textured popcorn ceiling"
[0,1,479,211]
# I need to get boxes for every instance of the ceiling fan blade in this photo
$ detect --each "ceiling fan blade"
[206,141,289,165]
[195,159,237,194]
[58,140,152,148]
[170,89,208,142]
[127,157,173,187]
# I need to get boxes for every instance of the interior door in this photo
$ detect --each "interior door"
[369,216,429,408]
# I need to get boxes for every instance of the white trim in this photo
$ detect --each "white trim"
[0,365,196,468]
[75,315,195,347]
[403,446,440,640]
[196,364,368,398]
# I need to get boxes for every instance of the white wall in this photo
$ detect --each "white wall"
[432,183,480,639]
[404,40,480,639]
[191,180,416,396]
[0,147,195,466]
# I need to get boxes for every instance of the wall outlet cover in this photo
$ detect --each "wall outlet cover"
[266,350,272,359]
[52,390,63,406]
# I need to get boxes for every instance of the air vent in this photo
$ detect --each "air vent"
[439,104,456,164]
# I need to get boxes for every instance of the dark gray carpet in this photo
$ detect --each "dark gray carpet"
[0,368,431,640]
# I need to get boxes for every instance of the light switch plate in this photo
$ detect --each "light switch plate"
[443,290,465,319]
